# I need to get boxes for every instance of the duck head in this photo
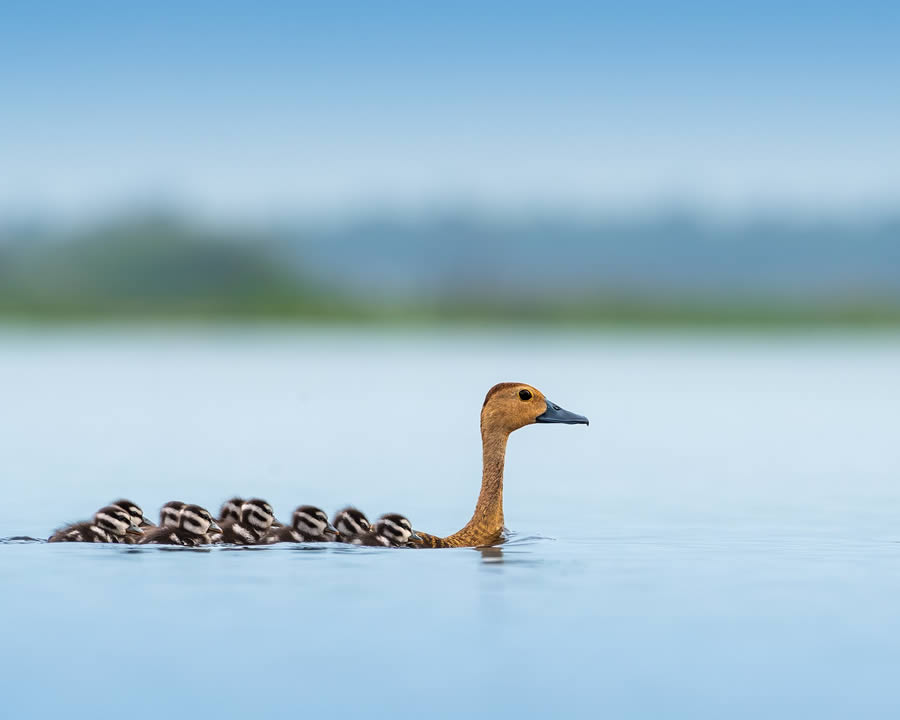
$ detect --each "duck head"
[94,505,143,539]
[241,499,276,537]
[481,383,588,433]
[112,498,153,528]
[219,497,244,523]
[373,514,420,547]
[160,501,187,528]
[179,504,220,537]
[332,507,370,539]
[292,506,337,540]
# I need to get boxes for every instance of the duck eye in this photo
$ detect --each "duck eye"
[518,389,532,401]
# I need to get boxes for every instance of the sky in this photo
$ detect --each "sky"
[1,1,898,220]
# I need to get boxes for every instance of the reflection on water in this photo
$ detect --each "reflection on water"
[478,546,504,564]
[2,329,900,718]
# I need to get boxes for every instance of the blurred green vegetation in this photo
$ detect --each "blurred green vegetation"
[0,222,318,319]
[1,213,899,327]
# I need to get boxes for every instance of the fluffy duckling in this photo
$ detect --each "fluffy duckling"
[351,514,419,548]
[139,504,220,546]
[206,496,243,543]
[216,498,275,545]
[159,501,186,528]
[332,507,371,542]
[263,505,337,544]
[111,499,154,544]
[212,496,284,542]
[49,505,143,544]
[218,497,244,524]
[112,499,152,528]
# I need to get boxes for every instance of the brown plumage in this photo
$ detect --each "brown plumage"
[111,499,153,544]
[48,505,143,543]
[413,382,588,549]
[139,504,220,546]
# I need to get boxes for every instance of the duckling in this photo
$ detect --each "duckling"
[205,496,243,543]
[332,506,371,542]
[413,383,588,548]
[159,501,186,528]
[139,504,220,546]
[111,499,154,544]
[263,505,337,544]
[112,499,152,528]
[352,513,419,548]
[218,497,244,524]
[213,496,284,542]
[49,505,143,544]
[216,498,275,545]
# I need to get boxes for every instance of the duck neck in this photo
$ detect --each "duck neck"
[447,424,509,545]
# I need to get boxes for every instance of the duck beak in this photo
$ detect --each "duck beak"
[536,399,589,425]
[141,516,155,527]
[409,531,422,542]
[126,524,144,536]
[209,521,222,533]
[325,522,338,535]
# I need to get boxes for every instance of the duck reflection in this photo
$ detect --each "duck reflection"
[478,546,504,564]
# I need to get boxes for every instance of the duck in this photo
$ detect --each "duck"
[158,501,186,528]
[262,505,337,544]
[351,513,419,547]
[207,496,244,543]
[218,497,244,524]
[215,498,275,545]
[112,499,153,529]
[49,505,143,543]
[413,383,588,548]
[332,506,371,542]
[111,499,154,544]
[139,504,220,546]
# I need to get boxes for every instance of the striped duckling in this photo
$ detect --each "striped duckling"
[216,498,275,545]
[158,501,187,528]
[263,505,337,544]
[49,505,143,544]
[111,499,154,544]
[332,507,371,543]
[219,497,244,523]
[207,496,244,543]
[351,513,419,548]
[139,504,220,546]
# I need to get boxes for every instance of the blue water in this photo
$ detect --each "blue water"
[2,328,900,718]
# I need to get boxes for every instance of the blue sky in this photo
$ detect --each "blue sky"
[1,1,898,218]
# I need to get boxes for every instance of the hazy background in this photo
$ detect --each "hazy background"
[4,7,900,718]
[1,1,898,325]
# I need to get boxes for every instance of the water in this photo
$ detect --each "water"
[2,327,900,718]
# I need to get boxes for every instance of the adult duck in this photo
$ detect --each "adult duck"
[414,382,587,549]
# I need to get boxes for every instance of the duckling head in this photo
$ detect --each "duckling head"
[481,383,588,434]
[333,507,370,539]
[94,505,143,539]
[292,506,337,539]
[179,505,220,536]
[373,514,419,547]
[219,497,244,523]
[160,501,187,528]
[112,499,153,528]
[241,499,275,535]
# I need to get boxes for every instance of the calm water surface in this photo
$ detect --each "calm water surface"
[2,328,899,718]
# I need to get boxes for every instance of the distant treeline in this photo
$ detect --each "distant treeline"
[1,210,899,326]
